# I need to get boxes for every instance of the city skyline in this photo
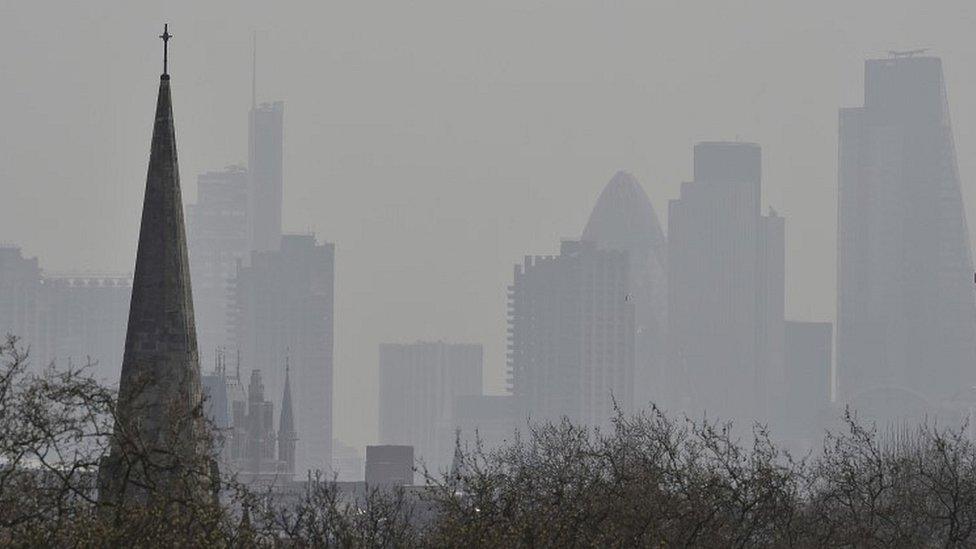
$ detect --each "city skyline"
[5,2,976,450]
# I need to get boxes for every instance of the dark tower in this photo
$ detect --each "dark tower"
[278,360,297,477]
[99,26,215,506]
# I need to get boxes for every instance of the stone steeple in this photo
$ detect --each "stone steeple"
[99,26,215,506]
[278,358,297,476]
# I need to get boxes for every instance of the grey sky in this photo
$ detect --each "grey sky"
[3,1,976,447]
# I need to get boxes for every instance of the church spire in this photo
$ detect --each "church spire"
[99,26,215,507]
[278,355,297,477]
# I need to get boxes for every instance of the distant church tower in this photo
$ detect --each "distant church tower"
[99,25,216,506]
[278,360,297,477]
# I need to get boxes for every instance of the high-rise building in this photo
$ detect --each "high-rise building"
[248,101,283,253]
[581,171,668,411]
[99,38,215,505]
[188,165,249,360]
[667,142,785,424]
[0,246,40,359]
[378,341,483,475]
[0,247,130,380]
[232,234,334,475]
[784,321,832,439]
[35,274,131,383]
[508,240,635,427]
[837,54,976,419]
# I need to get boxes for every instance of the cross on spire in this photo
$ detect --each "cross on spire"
[159,24,172,75]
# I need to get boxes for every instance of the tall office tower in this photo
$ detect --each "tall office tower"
[508,240,635,427]
[248,101,284,253]
[187,165,249,359]
[837,54,976,419]
[0,246,40,357]
[783,321,832,441]
[99,40,215,505]
[35,274,131,383]
[378,341,483,474]
[668,142,785,424]
[582,171,668,411]
[232,234,334,475]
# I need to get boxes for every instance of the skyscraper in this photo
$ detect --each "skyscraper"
[508,240,635,427]
[0,246,40,357]
[377,341,483,474]
[667,142,785,424]
[581,171,668,411]
[188,165,249,360]
[837,54,976,417]
[248,101,283,254]
[783,321,832,440]
[232,234,334,475]
[99,30,214,505]
[0,246,131,381]
[36,274,130,383]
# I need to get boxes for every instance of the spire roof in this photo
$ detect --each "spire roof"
[100,28,213,505]
[279,358,295,435]
[582,171,666,259]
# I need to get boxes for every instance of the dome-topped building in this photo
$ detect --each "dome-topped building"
[582,171,668,410]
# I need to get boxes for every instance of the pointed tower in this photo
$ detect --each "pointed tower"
[99,25,215,506]
[582,171,668,410]
[278,358,297,477]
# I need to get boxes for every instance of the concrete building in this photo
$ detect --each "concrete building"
[784,321,832,441]
[188,165,249,360]
[332,439,365,482]
[0,246,41,362]
[0,247,130,381]
[581,171,668,411]
[508,240,635,427]
[837,54,976,420]
[35,274,130,383]
[365,445,414,486]
[378,341,483,475]
[248,101,284,254]
[667,142,785,425]
[232,234,335,475]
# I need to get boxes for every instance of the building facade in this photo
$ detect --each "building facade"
[0,246,41,362]
[581,171,668,411]
[667,142,785,425]
[837,55,976,419]
[783,321,832,441]
[188,165,249,360]
[508,240,635,427]
[378,341,483,475]
[232,234,334,475]
[248,101,284,254]
[35,274,130,383]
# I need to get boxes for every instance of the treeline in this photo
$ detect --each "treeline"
[3,336,976,547]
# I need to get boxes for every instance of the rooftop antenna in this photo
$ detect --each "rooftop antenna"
[251,30,257,110]
[159,24,172,76]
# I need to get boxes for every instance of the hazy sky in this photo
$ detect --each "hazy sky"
[4,1,976,447]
